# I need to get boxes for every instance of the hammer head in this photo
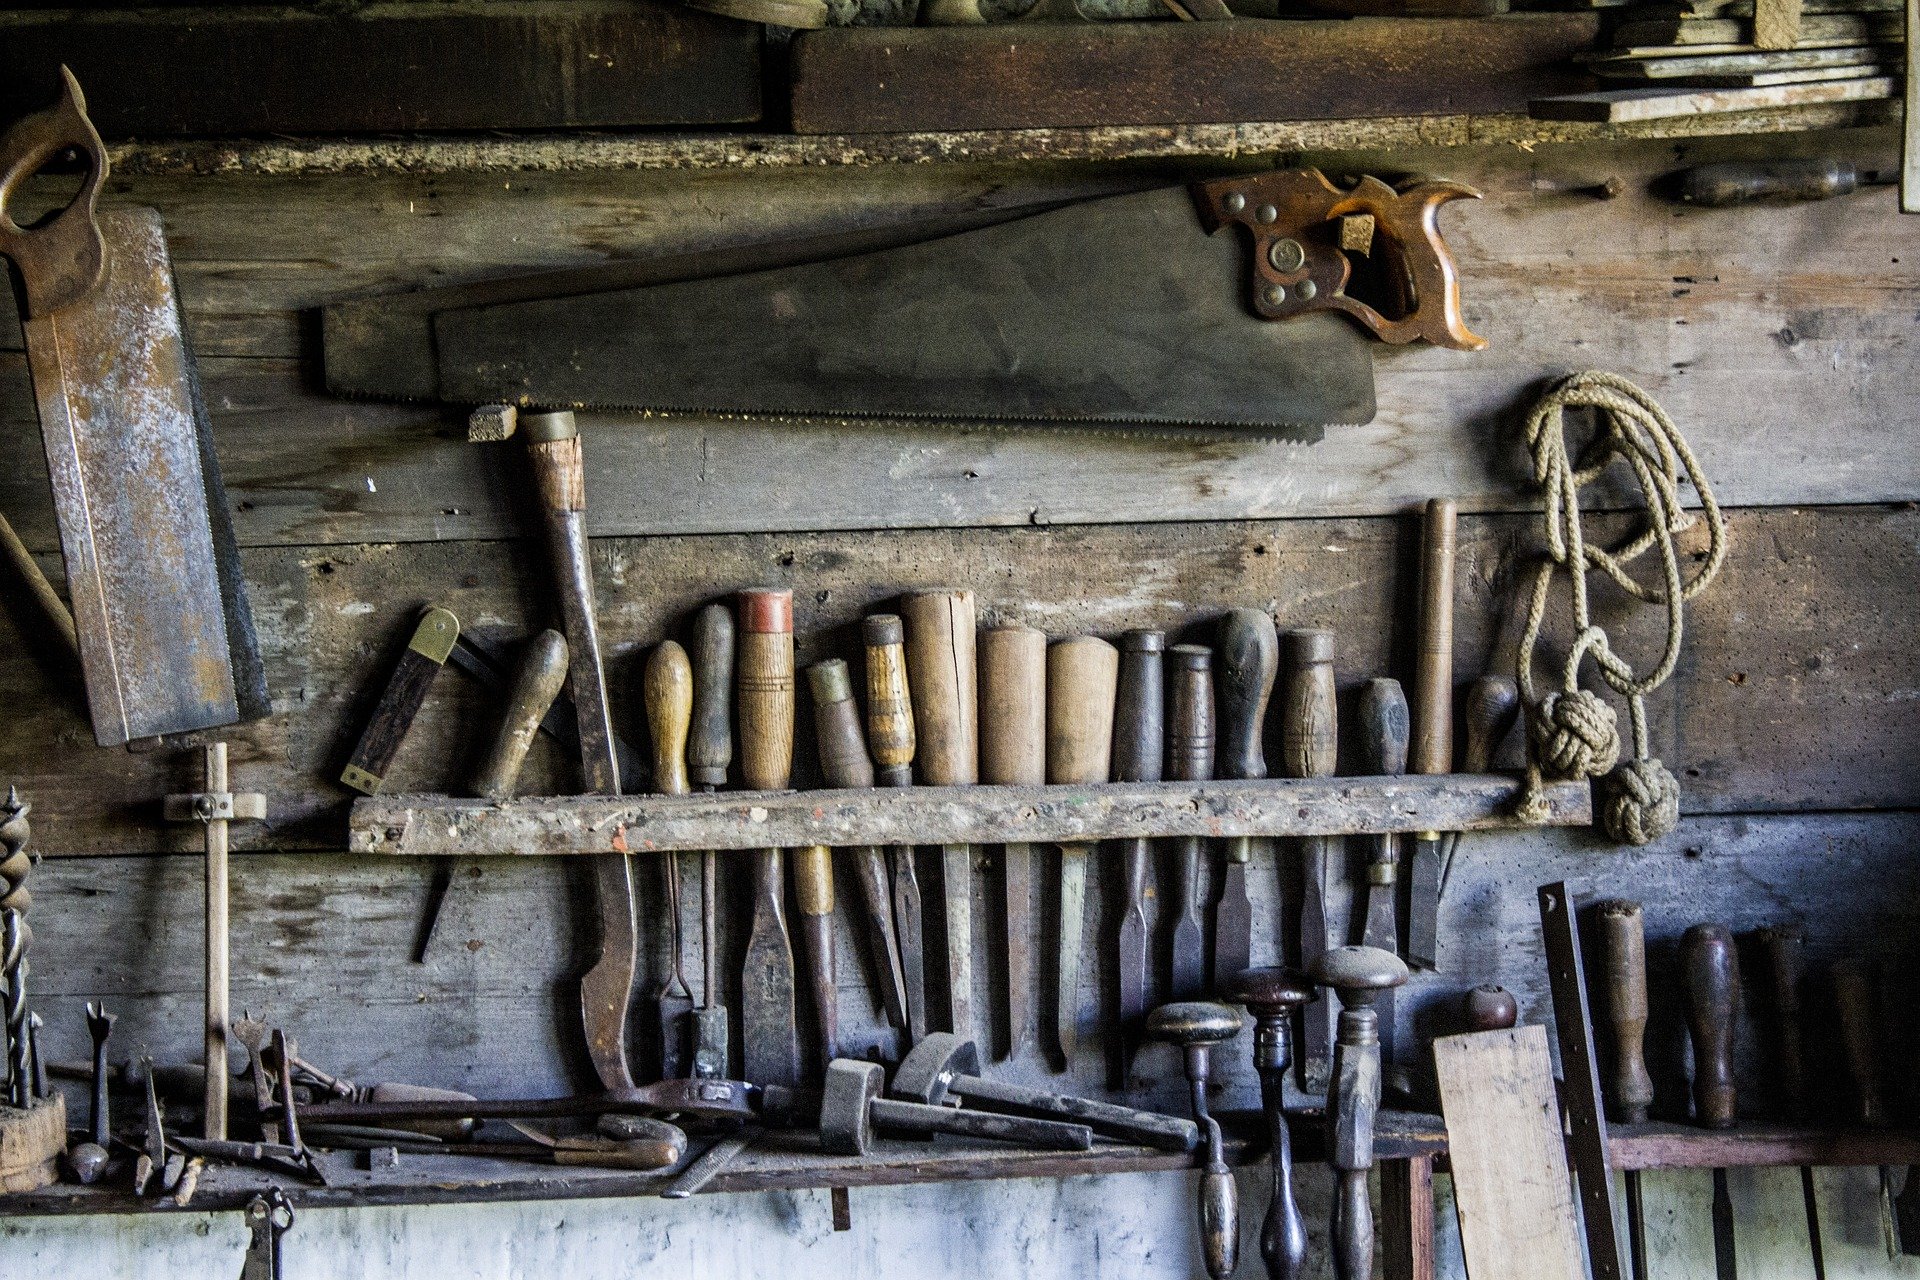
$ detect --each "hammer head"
[891,1032,980,1106]
[818,1059,881,1156]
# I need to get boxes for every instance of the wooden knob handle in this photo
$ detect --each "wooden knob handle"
[1464,985,1518,1032]
[1112,630,1166,785]
[1680,923,1740,1129]
[900,591,978,786]
[1280,629,1337,781]
[979,624,1048,787]
[1592,899,1655,1124]
[470,629,569,801]
[644,641,693,798]
[1460,674,1519,773]
[1755,924,1807,1120]
[1832,959,1886,1127]
[794,844,835,917]
[1216,608,1278,783]
[862,614,915,788]
[688,603,735,790]
[1046,637,1118,786]
[807,659,874,791]
[1355,678,1409,778]
[736,589,795,792]
[1411,499,1457,777]
[1166,645,1215,784]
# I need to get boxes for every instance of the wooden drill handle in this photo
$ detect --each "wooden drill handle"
[1166,646,1216,784]
[644,642,693,798]
[1280,629,1337,781]
[688,603,735,791]
[979,625,1048,786]
[1111,630,1166,785]
[1832,959,1886,1126]
[1355,678,1409,778]
[1460,674,1519,774]
[1216,608,1278,783]
[1046,638,1119,785]
[807,659,875,791]
[862,615,916,788]
[470,629,569,801]
[1755,924,1808,1120]
[1680,923,1740,1129]
[900,591,978,786]
[1411,499,1457,778]
[735,590,795,792]
[1592,900,1656,1124]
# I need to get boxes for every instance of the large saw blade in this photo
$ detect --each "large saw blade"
[426,186,1375,433]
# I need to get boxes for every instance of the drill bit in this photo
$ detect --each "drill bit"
[1,787,33,1109]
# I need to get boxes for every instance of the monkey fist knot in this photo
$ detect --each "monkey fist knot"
[1531,689,1620,780]
[1601,758,1680,846]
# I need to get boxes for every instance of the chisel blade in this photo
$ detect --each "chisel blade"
[1211,851,1253,993]
[942,843,975,1044]
[1407,834,1445,970]
[1055,842,1090,1065]
[1116,838,1152,1035]
[742,849,801,1090]
[1713,1168,1738,1280]
[1169,837,1207,1001]
[891,844,928,1044]
[1004,840,1036,1059]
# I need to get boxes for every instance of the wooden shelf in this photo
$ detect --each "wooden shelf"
[1610,1122,1920,1172]
[348,775,1592,859]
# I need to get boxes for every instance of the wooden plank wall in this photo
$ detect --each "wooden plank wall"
[2,123,1918,1277]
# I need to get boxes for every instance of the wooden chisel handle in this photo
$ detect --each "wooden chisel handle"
[1833,959,1887,1126]
[1216,608,1278,783]
[1281,629,1338,782]
[688,603,735,790]
[644,642,693,799]
[862,614,916,789]
[1460,674,1519,774]
[901,591,978,786]
[1680,923,1740,1129]
[735,590,795,793]
[793,845,838,1063]
[1755,924,1808,1119]
[980,624,1047,1059]
[1411,499,1456,778]
[1593,899,1655,1124]
[1356,678,1409,779]
[1047,636,1118,1064]
[471,629,569,801]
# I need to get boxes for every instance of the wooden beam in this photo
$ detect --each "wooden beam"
[348,776,1595,858]
[1610,1123,1920,1170]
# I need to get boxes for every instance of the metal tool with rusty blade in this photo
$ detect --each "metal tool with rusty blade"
[1046,635,1118,1068]
[1165,643,1215,1002]
[1112,629,1165,1082]
[1283,628,1339,1093]
[979,624,1048,1061]
[0,69,267,747]
[1213,609,1276,990]
[688,603,734,1079]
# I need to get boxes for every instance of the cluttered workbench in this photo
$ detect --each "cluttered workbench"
[1,3,1919,1278]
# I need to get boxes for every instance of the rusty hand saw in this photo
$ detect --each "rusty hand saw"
[0,70,266,747]
[324,169,1484,434]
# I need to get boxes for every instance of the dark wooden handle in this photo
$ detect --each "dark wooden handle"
[1592,900,1655,1124]
[736,589,795,793]
[1111,630,1166,785]
[1680,923,1740,1129]
[1166,645,1215,785]
[1280,628,1337,781]
[644,641,693,798]
[1755,924,1808,1119]
[979,625,1048,787]
[900,591,977,786]
[688,603,735,790]
[1046,637,1118,786]
[342,606,460,795]
[1832,959,1886,1127]
[862,614,915,788]
[1463,985,1518,1032]
[1215,608,1278,783]
[807,659,875,791]
[1460,674,1519,774]
[1411,499,1456,777]
[470,628,568,802]
[1355,678,1409,778]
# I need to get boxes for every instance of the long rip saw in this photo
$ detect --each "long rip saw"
[1,70,266,746]
[323,170,1484,431]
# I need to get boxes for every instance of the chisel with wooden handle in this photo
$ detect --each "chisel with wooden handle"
[1354,678,1408,1071]
[1046,635,1118,1068]
[864,614,926,1043]
[1594,899,1656,1280]
[979,624,1048,1061]
[1756,924,1826,1280]
[1165,644,1215,1002]
[1213,608,1277,989]
[1681,922,1740,1280]
[341,606,460,795]
[1832,959,1899,1259]
[523,409,636,1091]
[902,590,981,1045]
[1283,627,1339,1092]
[1406,499,1457,971]
[688,603,734,1080]
[645,641,697,1079]
[737,588,801,1089]
[1112,629,1165,1081]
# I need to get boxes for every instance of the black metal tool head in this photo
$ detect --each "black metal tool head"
[818,1058,883,1156]
[892,1033,980,1106]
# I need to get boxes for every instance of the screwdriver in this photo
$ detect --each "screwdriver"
[1282,628,1338,1092]
[643,641,697,1079]
[1212,609,1277,988]
[1593,900,1656,1280]
[1676,159,1895,208]
[979,623,1048,1061]
[687,604,734,1080]
[1165,644,1215,1002]
[736,588,801,1089]
[1046,636,1118,1068]
[863,614,926,1043]
[1112,629,1166,1080]
[1681,923,1740,1280]
[1755,924,1825,1280]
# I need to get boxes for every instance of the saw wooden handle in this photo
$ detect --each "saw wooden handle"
[736,590,794,793]
[0,67,107,318]
[901,591,978,787]
[979,625,1048,787]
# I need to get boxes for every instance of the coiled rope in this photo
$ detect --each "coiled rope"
[1513,372,1728,845]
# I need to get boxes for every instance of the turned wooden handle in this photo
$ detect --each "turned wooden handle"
[1411,499,1457,777]
[1680,922,1740,1129]
[1355,678,1409,778]
[807,659,874,791]
[736,589,795,793]
[1460,674,1519,774]
[644,641,693,798]
[1166,645,1216,785]
[1593,899,1656,1125]
[524,411,586,515]
[1464,985,1518,1032]
[979,624,1048,787]
[1112,630,1166,785]
[1755,924,1808,1120]
[862,614,915,788]
[901,591,978,787]
[1280,629,1337,781]
[794,845,835,917]
[470,629,569,802]
[1046,637,1119,786]
[1216,608,1278,783]
[1832,959,1886,1127]
[688,603,735,790]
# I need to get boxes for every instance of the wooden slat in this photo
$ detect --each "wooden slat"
[787,16,1600,135]
[1531,75,1897,121]
[1611,1123,1920,1169]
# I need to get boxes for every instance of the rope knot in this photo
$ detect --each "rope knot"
[1600,757,1680,846]
[1530,689,1620,780]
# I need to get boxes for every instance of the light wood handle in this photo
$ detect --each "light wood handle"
[901,590,978,787]
[807,659,875,791]
[644,641,693,798]
[862,614,916,788]
[1046,637,1119,786]
[1411,499,1457,777]
[794,845,835,916]
[1593,899,1655,1125]
[736,589,794,793]
[470,629,569,801]
[524,411,586,515]
[1280,628,1337,781]
[979,624,1048,787]
[688,603,734,790]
